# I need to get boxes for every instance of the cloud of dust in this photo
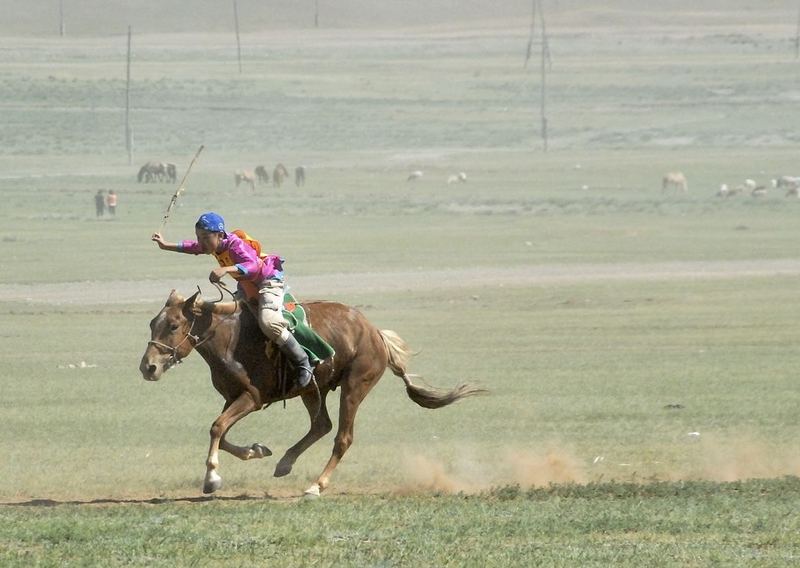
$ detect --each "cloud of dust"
[395,436,800,495]
[686,435,800,482]
[398,446,587,494]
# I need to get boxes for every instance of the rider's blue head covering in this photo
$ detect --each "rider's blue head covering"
[195,212,226,234]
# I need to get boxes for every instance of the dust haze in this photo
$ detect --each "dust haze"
[398,437,800,494]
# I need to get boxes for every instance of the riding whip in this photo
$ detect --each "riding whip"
[156,144,205,233]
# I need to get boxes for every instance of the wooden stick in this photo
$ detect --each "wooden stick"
[157,145,205,234]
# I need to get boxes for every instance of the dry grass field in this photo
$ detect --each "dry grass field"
[2,1,800,565]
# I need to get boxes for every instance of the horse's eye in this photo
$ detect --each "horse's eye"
[170,324,179,332]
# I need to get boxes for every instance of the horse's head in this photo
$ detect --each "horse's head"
[139,289,202,381]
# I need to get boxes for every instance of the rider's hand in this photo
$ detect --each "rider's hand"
[209,267,229,283]
[151,232,167,249]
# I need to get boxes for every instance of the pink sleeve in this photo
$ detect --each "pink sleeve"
[179,240,204,254]
[226,237,261,278]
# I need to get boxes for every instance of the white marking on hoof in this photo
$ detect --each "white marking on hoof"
[303,483,321,499]
[250,443,272,459]
[203,470,223,494]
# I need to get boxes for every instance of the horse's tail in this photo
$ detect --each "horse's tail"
[379,329,487,409]
[137,165,146,182]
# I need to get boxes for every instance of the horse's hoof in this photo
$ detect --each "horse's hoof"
[304,484,321,499]
[251,443,272,459]
[273,459,293,478]
[203,471,222,494]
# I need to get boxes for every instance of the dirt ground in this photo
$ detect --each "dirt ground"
[3,258,800,305]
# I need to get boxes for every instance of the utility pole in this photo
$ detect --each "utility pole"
[314,0,320,28]
[538,0,551,152]
[795,3,800,60]
[233,0,242,73]
[59,0,65,36]
[125,26,133,165]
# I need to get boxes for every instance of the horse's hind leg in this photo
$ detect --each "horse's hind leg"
[274,388,332,478]
[305,364,383,497]
[204,392,259,494]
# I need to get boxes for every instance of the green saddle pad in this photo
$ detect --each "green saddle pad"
[282,292,335,364]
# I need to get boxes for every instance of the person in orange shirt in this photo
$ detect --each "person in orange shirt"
[106,190,118,216]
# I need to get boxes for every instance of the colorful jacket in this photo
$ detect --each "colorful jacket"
[178,233,284,290]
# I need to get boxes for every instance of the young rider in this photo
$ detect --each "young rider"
[151,211,313,388]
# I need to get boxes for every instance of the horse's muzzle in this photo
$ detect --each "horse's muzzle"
[139,354,163,381]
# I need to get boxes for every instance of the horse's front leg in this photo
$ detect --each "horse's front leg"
[204,392,259,494]
[220,436,272,461]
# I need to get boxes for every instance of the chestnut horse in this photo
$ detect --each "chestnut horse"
[139,290,484,497]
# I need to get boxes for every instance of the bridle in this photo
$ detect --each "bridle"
[147,285,234,369]
[147,315,205,369]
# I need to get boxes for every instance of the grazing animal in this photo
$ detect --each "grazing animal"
[165,163,177,183]
[139,290,484,496]
[751,185,768,197]
[137,161,167,183]
[273,163,289,188]
[774,176,800,192]
[744,179,757,191]
[662,171,688,193]
[717,184,743,198]
[407,170,423,182]
[254,166,269,185]
[295,165,306,187]
[447,172,467,184]
[234,170,256,192]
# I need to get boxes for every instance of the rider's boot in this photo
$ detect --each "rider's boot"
[277,330,313,388]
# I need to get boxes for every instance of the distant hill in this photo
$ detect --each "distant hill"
[0,0,793,37]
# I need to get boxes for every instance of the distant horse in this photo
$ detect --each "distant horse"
[234,170,256,192]
[273,163,289,188]
[139,290,484,496]
[295,165,306,187]
[254,166,269,185]
[662,171,688,193]
[137,161,166,183]
[165,163,177,184]
[407,170,423,182]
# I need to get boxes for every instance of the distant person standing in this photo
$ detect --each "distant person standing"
[106,190,118,216]
[95,190,105,217]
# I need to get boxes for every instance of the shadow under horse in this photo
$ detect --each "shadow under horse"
[139,290,485,497]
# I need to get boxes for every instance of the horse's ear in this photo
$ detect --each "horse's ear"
[166,289,184,306]
[183,290,201,314]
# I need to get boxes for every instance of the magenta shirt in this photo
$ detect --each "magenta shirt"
[178,232,284,283]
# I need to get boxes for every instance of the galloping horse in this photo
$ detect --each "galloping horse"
[139,290,484,496]
[273,163,289,188]
[662,171,688,193]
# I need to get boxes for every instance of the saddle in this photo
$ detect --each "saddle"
[280,292,335,364]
